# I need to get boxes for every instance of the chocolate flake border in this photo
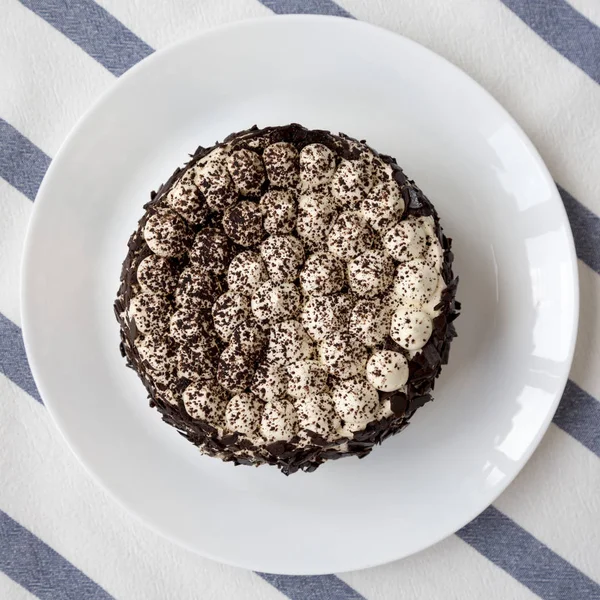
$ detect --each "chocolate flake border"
[114,124,460,475]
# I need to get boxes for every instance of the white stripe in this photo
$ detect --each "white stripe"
[566,0,600,27]
[571,262,600,400]
[0,377,283,600]
[337,0,600,217]
[494,425,600,582]
[340,535,538,600]
[95,0,271,50]
[0,573,36,600]
[0,0,113,156]
[0,180,31,327]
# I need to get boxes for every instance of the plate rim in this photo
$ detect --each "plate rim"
[21,14,579,574]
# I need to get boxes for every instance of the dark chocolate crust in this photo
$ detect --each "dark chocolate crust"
[114,124,460,475]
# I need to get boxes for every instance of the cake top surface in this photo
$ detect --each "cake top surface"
[115,124,459,473]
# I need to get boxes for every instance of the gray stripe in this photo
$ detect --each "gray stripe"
[0,509,114,600]
[554,380,600,457]
[0,313,42,403]
[457,506,600,600]
[559,185,600,275]
[258,573,365,600]
[500,0,600,85]
[18,0,153,77]
[257,0,353,18]
[0,119,51,201]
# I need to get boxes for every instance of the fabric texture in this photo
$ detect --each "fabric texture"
[1,0,599,598]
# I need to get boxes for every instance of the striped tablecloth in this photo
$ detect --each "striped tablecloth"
[1,1,599,599]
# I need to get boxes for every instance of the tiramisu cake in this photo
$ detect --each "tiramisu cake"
[115,124,459,475]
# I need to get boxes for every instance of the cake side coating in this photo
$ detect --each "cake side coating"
[114,124,460,475]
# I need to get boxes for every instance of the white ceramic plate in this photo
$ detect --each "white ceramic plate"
[22,16,578,575]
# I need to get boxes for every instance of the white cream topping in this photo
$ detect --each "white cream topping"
[183,382,227,426]
[129,292,170,335]
[298,189,335,213]
[263,142,299,188]
[347,249,394,298]
[261,235,305,283]
[230,319,266,358]
[222,200,263,247]
[189,228,230,274]
[217,346,254,393]
[176,343,218,382]
[327,211,374,261]
[348,299,390,346]
[287,359,328,399]
[267,320,315,365]
[383,216,434,263]
[390,309,433,351]
[137,255,177,295]
[319,331,368,379]
[136,333,174,371]
[225,392,263,436]
[226,148,266,195]
[250,362,288,402]
[260,189,297,235]
[384,272,445,322]
[169,307,209,345]
[165,178,207,226]
[251,281,301,325]
[260,398,298,442]
[194,157,237,212]
[299,143,336,188]
[331,377,379,433]
[361,180,404,233]
[330,157,374,210]
[175,266,219,311]
[251,361,289,401]
[301,294,351,342]
[227,251,267,295]
[366,350,409,392]
[393,259,439,307]
[300,251,345,296]
[296,191,335,246]
[143,210,190,258]
[296,393,341,441]
[212,291,250,341]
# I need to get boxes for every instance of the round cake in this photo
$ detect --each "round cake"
[114,124,459,475]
